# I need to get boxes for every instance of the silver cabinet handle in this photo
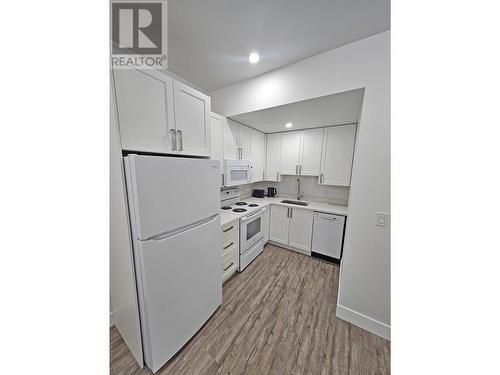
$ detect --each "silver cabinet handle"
[286,208,290,218]
[290,208,293,218]
[176,130,183,151]
[170,129,177,151]
[320,173,324,183]
[222,225,234,233]
[295,165,298,175]
[223,262,234,272]
[299,165,302,175]
[223,241,234,250]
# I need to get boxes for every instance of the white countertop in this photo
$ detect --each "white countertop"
[241,197,348,216]
[220,210,240,227]
[220,197,347,227]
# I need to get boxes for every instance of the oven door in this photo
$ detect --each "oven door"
[240,208,265,252]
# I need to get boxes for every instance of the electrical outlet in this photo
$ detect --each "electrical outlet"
[376,212,389,227]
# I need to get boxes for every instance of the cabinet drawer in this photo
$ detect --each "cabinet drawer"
[222,246,239,282]
[221,237,238,254]
[221,221,237,238]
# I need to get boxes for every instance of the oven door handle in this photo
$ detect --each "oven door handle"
[241,207,265,222]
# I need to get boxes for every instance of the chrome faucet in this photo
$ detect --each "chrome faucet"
[296,178,304,200]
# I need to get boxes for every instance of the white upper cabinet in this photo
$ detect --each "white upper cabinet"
[320,124,357,186]
[172,81,211,157]
[209,113,223,163]
[222,120,265,182]
[113,69,175,153]
[279,131,302,175]
[250,129,266,182]
[239,125,252,160]
[223,119,240,159]
[300,128,324,176]
[113,69,211,157]
[210,113,224,187]
[265,133,281,181]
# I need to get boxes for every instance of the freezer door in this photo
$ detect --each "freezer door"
[137,215,222,373]
[124,155,220,240]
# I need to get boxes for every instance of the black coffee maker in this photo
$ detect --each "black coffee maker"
[267,187,277,197]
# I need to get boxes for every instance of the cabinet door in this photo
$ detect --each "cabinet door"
[173,80,211,157]
[239,125,252,160]
[300,128,323,176]
[288,208,314,252]
[262,206,270,243]
[210,113,224,186]
[265,133,281,181]
[223,119,240,159]
[113,69,175,153]
[250,129,265,182]
[320,124,357,186]
[279,131,302,175]
[269,205,289,246]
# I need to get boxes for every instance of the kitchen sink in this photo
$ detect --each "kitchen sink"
[280,200,309,206]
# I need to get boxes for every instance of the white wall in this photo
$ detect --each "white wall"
[211,31,390,339]
[247,176,349,206]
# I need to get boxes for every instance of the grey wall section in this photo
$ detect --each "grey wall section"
[110,72,144,364]
[211,32,390,339]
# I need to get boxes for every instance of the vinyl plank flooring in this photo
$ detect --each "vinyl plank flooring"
[110,244,390,374]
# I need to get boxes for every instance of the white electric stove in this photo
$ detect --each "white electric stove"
[220,188,266,271]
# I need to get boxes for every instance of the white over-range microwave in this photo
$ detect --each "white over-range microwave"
[224,159,252,186]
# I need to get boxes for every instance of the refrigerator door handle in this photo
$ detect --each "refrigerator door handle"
[145,214,218,242]
[177,130,183,151]
[170,129,177,151]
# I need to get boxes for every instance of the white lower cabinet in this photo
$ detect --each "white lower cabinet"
[221,220,239,282]
[262,205,270,243]
[269,205,314,253]
[287,208,314,252]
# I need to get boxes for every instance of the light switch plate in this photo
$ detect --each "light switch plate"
[376,212,389,227]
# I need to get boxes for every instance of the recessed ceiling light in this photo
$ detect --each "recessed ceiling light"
[249,52,260,64]
[285,123,293,128]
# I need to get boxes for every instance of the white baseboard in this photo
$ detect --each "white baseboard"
[336,304,390,341]
[110,311,115,327]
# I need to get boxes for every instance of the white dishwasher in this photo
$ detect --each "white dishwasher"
[311,212,346,260]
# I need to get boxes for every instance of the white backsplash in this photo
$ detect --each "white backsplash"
[239,175,349,206]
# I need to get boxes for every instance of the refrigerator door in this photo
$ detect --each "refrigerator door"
[124,155,220,240]
[137,215,222,373]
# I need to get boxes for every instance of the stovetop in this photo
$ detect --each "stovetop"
[220,200,261,217]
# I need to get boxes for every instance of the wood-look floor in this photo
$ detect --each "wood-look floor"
[110,244,390,374]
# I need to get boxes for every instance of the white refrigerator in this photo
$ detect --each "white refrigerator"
[123,154,222,373]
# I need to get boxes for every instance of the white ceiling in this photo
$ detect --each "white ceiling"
[168,0,390,92]
[230,89,364,133]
